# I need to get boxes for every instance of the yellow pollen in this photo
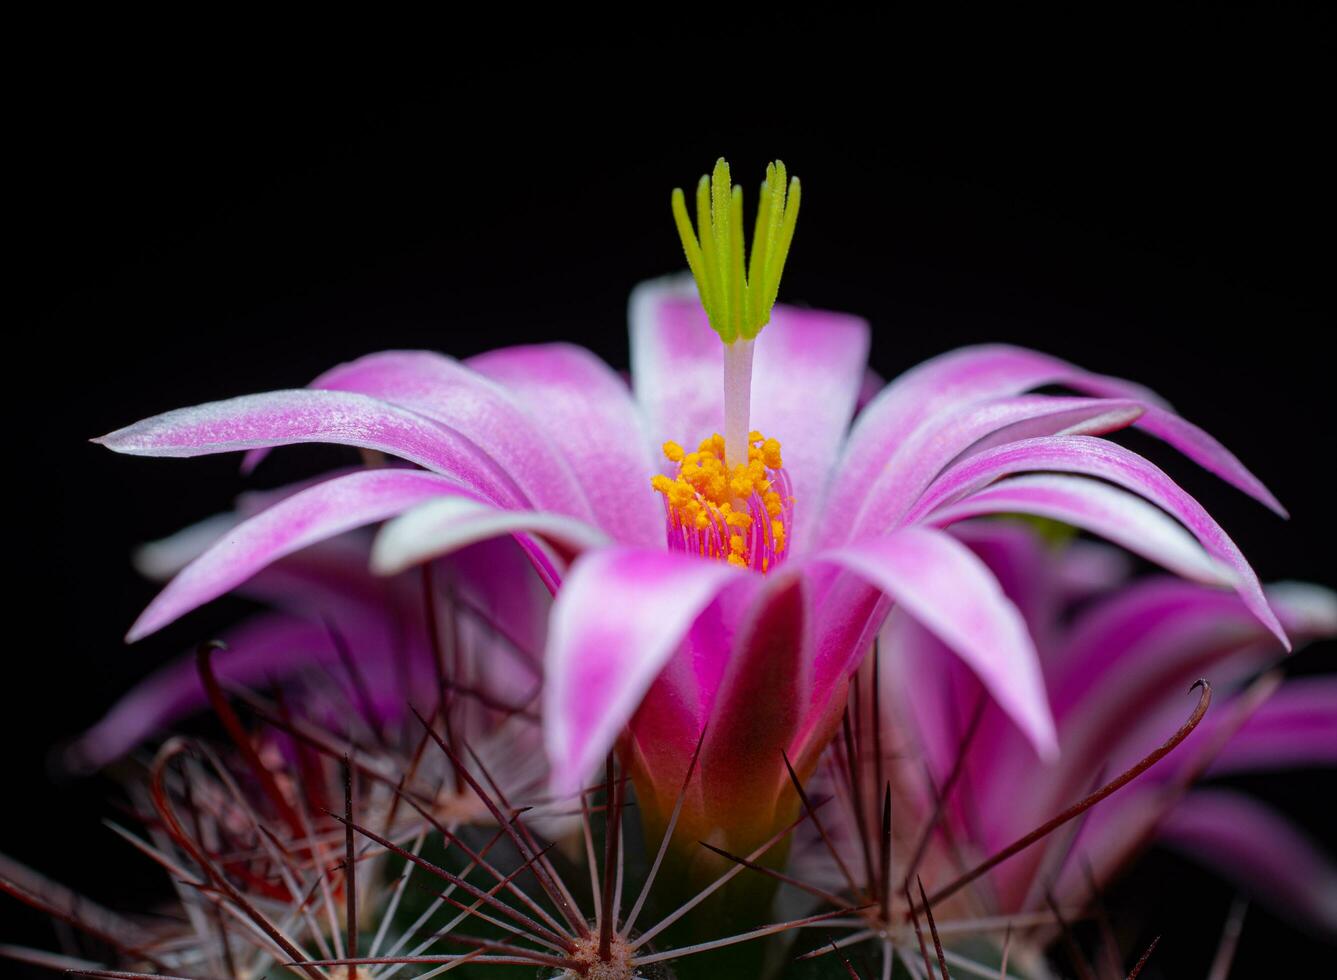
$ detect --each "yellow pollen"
[650,429,791,569]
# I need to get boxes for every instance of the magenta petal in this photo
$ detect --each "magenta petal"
[371,496,609,578]
[855,367,885,414]
[1207,676,1337,775]
[950,396,1145,460]
[127,469,473,641]
[832,395,1146,547]
[911,435,1287,646]
[1050,579,1300,726]
[468,343,662,547]
[819,526,1058,760]
[630,277,870,522]
[295,350,596,521]
[543,547,751,797]
[70,614,341,770]
[132,512,242,580]
[96,389,530,510]
[701,576,810,831]
[626,583,753,807]
[1158,790,1337,933]
[819,344,1284,549]
[978,577,1330,846]
[1067,381,1289,518]
[929,475,1232,586]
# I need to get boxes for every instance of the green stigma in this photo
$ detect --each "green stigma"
[671,158,801,344]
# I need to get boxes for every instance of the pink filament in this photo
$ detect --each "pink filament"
[661,466,794,573]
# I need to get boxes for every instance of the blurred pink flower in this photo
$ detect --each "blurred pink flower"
[880,522,1337,933]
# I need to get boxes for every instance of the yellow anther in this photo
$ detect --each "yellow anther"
[749,430,764,444]
[653,427,789,570]
[762,438,783,469]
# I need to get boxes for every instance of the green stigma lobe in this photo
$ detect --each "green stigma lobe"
[671,157,801,343]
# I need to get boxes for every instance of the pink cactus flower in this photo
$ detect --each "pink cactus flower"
[95,159,1289,890]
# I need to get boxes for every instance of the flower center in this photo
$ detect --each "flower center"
[651,431,792,571]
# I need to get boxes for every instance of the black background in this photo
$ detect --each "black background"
[11,13,1336,976]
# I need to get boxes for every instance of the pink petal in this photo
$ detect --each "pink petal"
[947,520,1074,637]
[816,343,1284,550]
[1071,383,1288,518]
[70,614,352,770]
[127,469,476,641]
[625,582,752,809]
[1207,676,1337,775]
[97,389,530,510]
[701,576,810,836]
[832,394,1145,547]
[74,533,551,771]
[289,350,596,521]
[1051,579,1295,724]
[630,277,870,530]
[133,512,242,580]
[928,475,1232,586]
[131,466,374,580]
[1158,790,1337,933]
[371,495,609,578]
[980,578,1330,856]
[543,547,753,797]
[468,343,663,548]
[910,435,1287,646]
[855,367,885,414]
[819,526,1058,760]
[1054,580,1336,724]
